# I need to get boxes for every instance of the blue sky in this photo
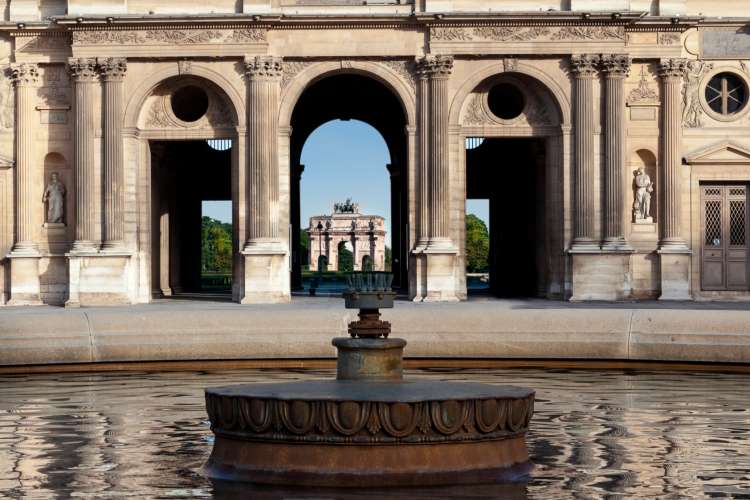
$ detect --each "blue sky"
[202,120,490,244]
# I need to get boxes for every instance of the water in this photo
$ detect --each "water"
[1,368,749,499]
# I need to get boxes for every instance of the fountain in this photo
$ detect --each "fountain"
[204,272,535,487]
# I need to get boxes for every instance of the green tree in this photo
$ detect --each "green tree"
[338,242,353,272]
[300,229,310,266]
[465,213,489,273]
[201,216,232,274]
[384,245,392,272]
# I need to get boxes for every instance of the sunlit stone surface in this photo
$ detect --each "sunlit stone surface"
[0,368,748,497]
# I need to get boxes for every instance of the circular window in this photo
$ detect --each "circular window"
[705,72,748,117]
[171,85,209,122]
[487,83,525,120]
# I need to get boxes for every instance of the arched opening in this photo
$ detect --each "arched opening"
[362,255,373,272]
[290,73,407,293]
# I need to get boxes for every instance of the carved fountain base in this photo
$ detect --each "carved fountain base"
[203,337,535,487]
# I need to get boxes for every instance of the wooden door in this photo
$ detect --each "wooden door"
[701,184,749,290]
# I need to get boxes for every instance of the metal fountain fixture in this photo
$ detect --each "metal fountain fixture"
[204,271,536,487]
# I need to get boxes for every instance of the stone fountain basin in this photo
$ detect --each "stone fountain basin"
[204,380,535,487]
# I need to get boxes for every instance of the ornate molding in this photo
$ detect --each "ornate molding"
[144,80,233,129]
[281,60,313,90]
[570,54,601,77]
[627,66,659,104]
[98,57,127,81]
[658,58,689,79]
[430,26,625,42]
[67,58,98,82]
[72,28,267,46]
[244,56,283,81]
[206,393,534,444]
[600,54,631,77]
[9,63,40,87]
[658,32,681,46]
[380,60,416,92]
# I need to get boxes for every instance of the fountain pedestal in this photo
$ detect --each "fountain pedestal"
[204,272,535,487]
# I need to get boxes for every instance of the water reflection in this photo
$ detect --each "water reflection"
[0,368,749,498]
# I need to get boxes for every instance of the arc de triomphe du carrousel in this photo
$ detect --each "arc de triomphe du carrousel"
[1,0,750,306]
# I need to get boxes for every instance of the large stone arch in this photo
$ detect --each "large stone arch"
[449,61,571,128]
[124,63,245,130]
[279,60,416,129]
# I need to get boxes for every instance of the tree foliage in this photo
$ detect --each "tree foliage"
[201,216,232,274]
[465,213,489,273]
[300,229,310,266]
[337,242,353,272]
[385,245,392,271]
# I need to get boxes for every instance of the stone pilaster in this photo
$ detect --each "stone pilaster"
[69,58,99,253]
[600,54,633,252]
[7,63,42,305]
[241,56,289,303]
[569,54,600,252]
[415,59,430,249]
[657,58,691,300]
[99,58,127,251]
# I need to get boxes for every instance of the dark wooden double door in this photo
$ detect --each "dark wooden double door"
[701,184,749,290]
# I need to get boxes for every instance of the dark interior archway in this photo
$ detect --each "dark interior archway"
[290,73,408,292]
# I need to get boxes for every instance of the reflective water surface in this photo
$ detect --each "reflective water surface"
[1,368,749,499]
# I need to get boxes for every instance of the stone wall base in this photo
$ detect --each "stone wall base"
[570,253,633,301]
[240,253,290,304]
[416,252,459,302]
[7,255,42,306]
[66,254,134,307]
[658,251,691,300]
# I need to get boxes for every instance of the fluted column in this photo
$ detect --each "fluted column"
[425,55,454,251]
[570,54,600,251]
[601,54,633,251]
[658,59,689,251]
[99,58,127,251]
[243,56,283,251]
[415,58,430,249]
[69,58,99,252]
[9,63,40,254]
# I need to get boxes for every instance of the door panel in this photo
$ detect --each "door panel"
[701,184,749,291]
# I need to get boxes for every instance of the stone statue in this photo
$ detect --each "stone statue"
[43,172,66,224]
[334,198,359,214]
[633,168,654,222]
[369,219,375,231]
[351,220,357,231]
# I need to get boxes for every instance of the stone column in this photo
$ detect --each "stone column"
[658,58,689,251]
[7,63,42,305]
[426,55,453,251]
[241,56,289,303]
[570,54,600,252]
[99,58,127,251]
[657,58,691,300]
[415,60,430,249]
[600,54,633,251]
[9,63,40,255]
[69,58,99,252]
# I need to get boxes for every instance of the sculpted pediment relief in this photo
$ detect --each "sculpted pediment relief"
[684,140,750,165]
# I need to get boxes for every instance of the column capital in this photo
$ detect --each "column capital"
[570,54,601,77]
[244,55,283,81]
[68,58,98,82]
[600,54,631,78]
[9,63,40,87]
[98,57,127,81]
[658,58,688,80]
[417,55,454,78]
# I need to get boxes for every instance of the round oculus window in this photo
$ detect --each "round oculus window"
[487,83,525,120]
[171,85,209,123]
[705,72,748,116]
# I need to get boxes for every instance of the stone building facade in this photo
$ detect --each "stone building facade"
[307,202,386,273]
[0,0,749,305]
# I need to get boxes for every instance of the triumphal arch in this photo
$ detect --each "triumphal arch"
[307,200,386,273]
[1,0,749,305]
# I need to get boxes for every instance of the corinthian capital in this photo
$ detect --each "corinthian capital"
[570,54,601,77]
[98,57,127,81]
[68,58,98,82]
[658,58,688,79]
[244,56,283,81]
[600,54,631,78]
[417,55,454,78]
[9,63,40,87]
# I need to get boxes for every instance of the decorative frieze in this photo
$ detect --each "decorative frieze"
[430,26,625,42]
[658,32,681,45]
[72,28,267,46]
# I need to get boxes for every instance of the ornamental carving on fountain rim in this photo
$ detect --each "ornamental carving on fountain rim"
[206,393,534,444]
[570,54,601,77]
[600,54,631,78]
[244,56,283,81]
[9,63,40,87]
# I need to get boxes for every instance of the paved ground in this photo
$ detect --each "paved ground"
[2,295,750,366]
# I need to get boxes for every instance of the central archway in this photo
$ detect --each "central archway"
[287,71,410,292]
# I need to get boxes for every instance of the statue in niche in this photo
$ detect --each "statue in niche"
[43,172,66,224]
[632,168,654,223]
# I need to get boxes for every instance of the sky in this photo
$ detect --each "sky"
[202,120,490,244]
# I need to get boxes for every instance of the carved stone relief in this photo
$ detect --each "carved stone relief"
[0,70,13,130]
[461,74,555,128]
[380,60,416,92]
[72,28,267,46]
[281,61,313,90]
[431,26,625,42]
[682,61,713,128]
[658,32,681,45]
[143,79,234,129]
[627,66,659,105]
